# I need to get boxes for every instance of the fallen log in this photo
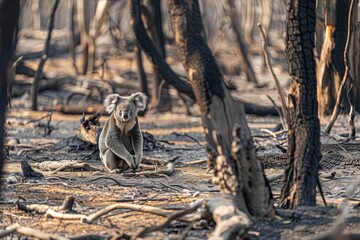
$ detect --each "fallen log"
[17,196,74,214]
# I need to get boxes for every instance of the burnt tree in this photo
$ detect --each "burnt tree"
[30,0,60,111]
[0,0,20,193]
[280,0,321,207]
[226,0,258,85]
[168,0,274,217]
[129,0,280,116]
[317,1,359,116]
[144,0,172,112]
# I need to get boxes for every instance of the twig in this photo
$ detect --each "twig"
[25,112,52,124]
[258,23,289,126]
[324,0,355,134]
[159,182,181,192]
[317,177,327,207]
[44,112,54,136]
[173,132,203,146]
[30,0,60,110]
[347,85,356,140]
[266,95,287,130]
[132,201,203,239]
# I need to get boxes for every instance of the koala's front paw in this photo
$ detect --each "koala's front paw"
[109,168,122,174]
[134,155,142,168]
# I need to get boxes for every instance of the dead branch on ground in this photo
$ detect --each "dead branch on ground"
[18,196,74,214]
[0,223,107,240]
[33,160,102,173]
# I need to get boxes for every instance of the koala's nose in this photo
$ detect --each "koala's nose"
[123,110,129,119]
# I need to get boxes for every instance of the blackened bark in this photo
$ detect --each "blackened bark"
[168,0,274,217]
[280,0,321,208]
[0,0,20,194]
[317,1,355,115]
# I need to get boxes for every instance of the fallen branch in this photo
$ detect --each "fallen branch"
[18,196,74,214]
[1,224,68,240]
[45,202,173,222]
[33,160,101,173]
[0,223,107,240]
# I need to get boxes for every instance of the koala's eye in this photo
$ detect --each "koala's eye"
[130,109,133,113]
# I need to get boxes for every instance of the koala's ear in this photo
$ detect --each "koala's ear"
[131,92,148,111]
[104,94,121,114]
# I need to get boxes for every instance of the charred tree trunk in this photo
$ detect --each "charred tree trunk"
[280,0,321,208]
[317,1,355,116]
[0,0,20,194]
[168,0,274,217]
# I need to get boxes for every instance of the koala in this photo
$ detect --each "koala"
[99,92,147,173]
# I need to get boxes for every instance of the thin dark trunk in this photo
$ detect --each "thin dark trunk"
[145,0,172,112]
[135,44,149,106]
[0,0,20,195]
[69,0,79,74]
[226,0,258,85]
[168,0,274,217]
[30,0,60,111]
[280,0,321,208]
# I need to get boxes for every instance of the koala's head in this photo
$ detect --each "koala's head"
[104,92,148,122]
